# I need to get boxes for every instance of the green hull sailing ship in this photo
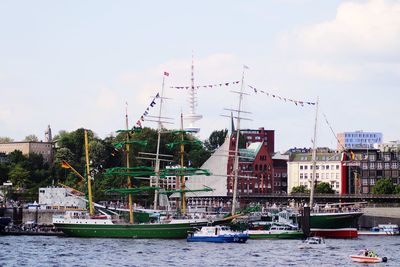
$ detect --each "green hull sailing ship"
[53,78,230,238]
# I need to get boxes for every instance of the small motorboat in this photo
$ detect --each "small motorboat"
[187,226,249,243]
[299,236,326,249]
[350,250,387,263]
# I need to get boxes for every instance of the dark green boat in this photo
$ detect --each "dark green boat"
[53,213,237,238]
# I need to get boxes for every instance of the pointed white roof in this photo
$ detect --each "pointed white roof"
[183,135,231,197]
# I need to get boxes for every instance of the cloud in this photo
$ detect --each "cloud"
[278,0,400,82]
[295,0,400,58]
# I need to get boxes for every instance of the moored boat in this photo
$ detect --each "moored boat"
[247,224,304,239]
[310,211,363,238]
[53,210,237,239]
[187,226,248,243]
[358,224,399,236]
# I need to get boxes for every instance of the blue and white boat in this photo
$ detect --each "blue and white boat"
[187,226,249,243]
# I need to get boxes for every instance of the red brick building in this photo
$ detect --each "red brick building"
[227,128,285,196]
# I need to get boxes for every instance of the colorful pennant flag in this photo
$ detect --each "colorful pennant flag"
[247,85,316,107]
[170,81,240,89]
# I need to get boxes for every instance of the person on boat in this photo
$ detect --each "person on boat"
[368,251,377,258]
[363,249,369,256]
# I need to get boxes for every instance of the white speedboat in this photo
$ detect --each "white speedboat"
[350,250,387,263]
[299,236,326,249]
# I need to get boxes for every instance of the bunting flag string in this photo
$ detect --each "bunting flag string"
[170,81,240,90]
[135,92,160,128]
[248,85,316,107]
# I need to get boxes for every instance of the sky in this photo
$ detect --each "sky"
[0,0,399,152]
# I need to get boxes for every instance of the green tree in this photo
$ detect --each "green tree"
[205,129,228,151]
[24,134,39,142]
[7,150,27,164]
[8,164,30,188]
[372,177,395,194]
[395,184,400,194]
[291,185,310,194]
[315,182,335,194]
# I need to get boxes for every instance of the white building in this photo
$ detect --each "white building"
[38,187,86,209]
[374,140,400,152]
[287,152,342,194]
[337,131,382,150]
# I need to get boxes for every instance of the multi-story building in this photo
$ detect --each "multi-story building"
[287,150,342,194]
[272,152,289,194]
[241,127,274,155]
[183,127,286,207]
[0,141,54,163]
[0,125,54,163]
[342,149,400,194]
[374,140,400,152]
[337,131,382,150]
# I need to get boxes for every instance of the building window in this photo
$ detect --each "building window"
[304,165,308,170]
[392,162,398,169]
[370,179,376,185]
[326,165,329,170]
[370,162,375,169]
[384,154,391,161]
[377,162,383,169]
[362,163,368,170]
[300,165,303,170]
[369,154,376,161]
[384,163,390,170]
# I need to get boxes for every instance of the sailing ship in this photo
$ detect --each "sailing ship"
[307,99,363,238]
[52,128,236,238]
[53,73,236,238]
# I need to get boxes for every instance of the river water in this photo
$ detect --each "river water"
[0,235,398,266]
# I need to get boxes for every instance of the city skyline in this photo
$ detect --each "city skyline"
[1,0,399,151]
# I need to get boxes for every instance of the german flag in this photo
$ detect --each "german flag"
[61,160,71,169]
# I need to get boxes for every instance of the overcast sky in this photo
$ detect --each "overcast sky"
[0,0,399,151]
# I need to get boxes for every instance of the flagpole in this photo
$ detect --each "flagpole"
[153,74,166,210]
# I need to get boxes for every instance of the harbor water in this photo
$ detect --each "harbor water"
[1,235,399,266]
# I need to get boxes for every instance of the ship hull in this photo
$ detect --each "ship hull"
[53,216,236,239]
[309,212,363,238]
[54,222,204,238]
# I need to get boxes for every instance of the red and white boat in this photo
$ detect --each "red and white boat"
[350,250,387,263]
